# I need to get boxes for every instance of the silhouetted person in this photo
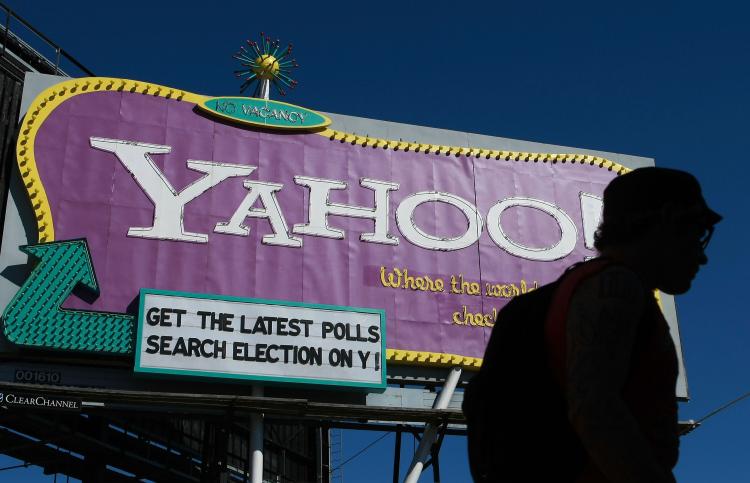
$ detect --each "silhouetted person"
[464,167,721,482]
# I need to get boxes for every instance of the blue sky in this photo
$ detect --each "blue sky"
[2,0,749,481]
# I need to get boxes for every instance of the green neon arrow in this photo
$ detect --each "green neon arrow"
[2,239,134,354]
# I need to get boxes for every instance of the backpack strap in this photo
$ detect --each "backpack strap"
[544,259,615,388]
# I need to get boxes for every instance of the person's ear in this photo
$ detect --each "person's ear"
[658,201,682,227]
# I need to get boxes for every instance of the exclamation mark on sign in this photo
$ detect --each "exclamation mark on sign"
[580,193,603,259]
[374,353,380,371]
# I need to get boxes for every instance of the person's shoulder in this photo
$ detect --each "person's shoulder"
[575,263,647,302]
[505,280,558,309]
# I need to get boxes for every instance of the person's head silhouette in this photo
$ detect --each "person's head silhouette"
[594,167,721,294]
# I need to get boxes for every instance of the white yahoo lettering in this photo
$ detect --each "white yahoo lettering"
[486,197,578,261]
[580,192,603,250]
[395,191,483,251]
[91,137,590,261]
[292,176,399,245]
[90,137,252,243]
[214,180,302,247]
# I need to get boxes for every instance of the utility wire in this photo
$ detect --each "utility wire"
[681,390,750,435]
[330,432,390,473]
[695,390,750,424]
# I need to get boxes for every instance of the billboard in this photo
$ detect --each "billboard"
[1,75,687,396]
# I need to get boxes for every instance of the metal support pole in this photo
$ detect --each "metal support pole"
[403,367,462,483]
[259,79,270,100]
[245,414,251,483]
[82,416,106,483]
[250,385,264,483]
[316,425,325,483]
[392,425,402,483]
[431,444,440,483]
[217,423,230,483]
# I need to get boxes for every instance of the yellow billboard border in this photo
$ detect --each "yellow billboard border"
[16,77,633,371]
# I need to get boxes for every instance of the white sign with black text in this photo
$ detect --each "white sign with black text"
[135,290,386,389]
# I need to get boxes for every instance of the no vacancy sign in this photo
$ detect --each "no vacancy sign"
[135,289,386,389]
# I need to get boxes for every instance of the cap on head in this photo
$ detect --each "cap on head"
[595,167,721,250]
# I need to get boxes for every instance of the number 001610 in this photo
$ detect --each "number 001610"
[14,369,61,384]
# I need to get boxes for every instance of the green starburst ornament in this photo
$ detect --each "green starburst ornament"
[234,32,299,99]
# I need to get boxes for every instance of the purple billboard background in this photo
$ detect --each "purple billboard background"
[31,89,617,361]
